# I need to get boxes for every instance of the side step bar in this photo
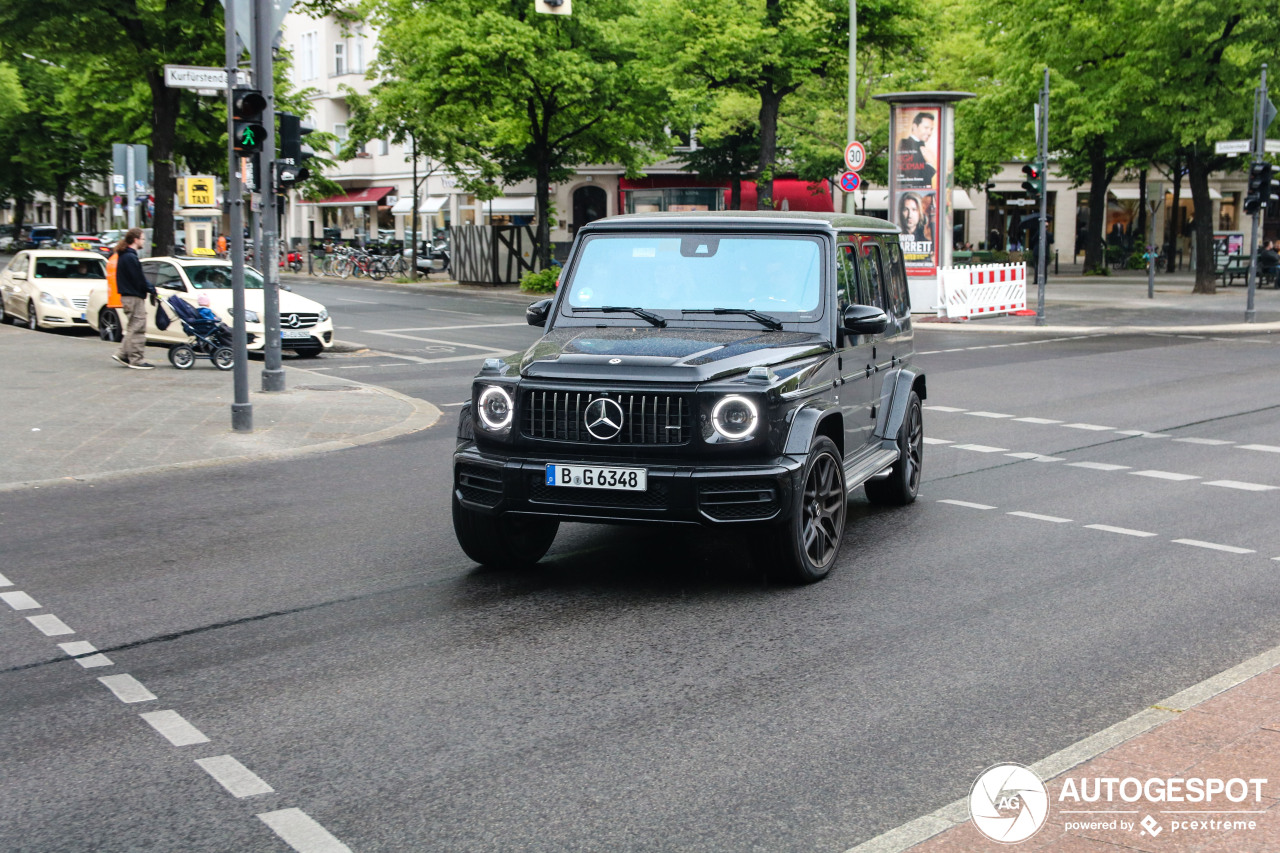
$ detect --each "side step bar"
[843,444,900,492]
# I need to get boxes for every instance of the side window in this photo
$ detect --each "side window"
[151,263,185,290]
[141,264,159,287]
[836,243,858,309]
[885,242,911,317]
[8,253,27,273]
[859,239,886,311]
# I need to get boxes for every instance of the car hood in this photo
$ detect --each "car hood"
[200,289,326,316]
[519,325,832,382]
[31,278,100,297]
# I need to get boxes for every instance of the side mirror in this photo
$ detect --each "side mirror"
[11,271,27,280]
[526,298,552,327]
[842,303,889,336]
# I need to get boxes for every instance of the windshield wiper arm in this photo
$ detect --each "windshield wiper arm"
[573,305,667,328]
[681,308,783,330]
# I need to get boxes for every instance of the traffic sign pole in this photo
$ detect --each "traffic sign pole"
[226,0,252,431]
[1245,64,1270,323]
[255,0,284,392]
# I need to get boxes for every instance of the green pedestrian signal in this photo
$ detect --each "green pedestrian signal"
[232,88,267,154]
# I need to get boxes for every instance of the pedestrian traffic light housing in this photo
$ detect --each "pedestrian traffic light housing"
[1021,162,1045,197]
[276,112,313,188]
[232,88,267,154]
[1244,162,1274,216]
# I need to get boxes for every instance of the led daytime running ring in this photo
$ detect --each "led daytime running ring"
[712,395,758,440]
[478,385,514,430]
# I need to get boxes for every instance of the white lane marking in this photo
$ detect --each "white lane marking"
[371,321,530,332]
[1063,423,1115,431]
[1,591,41,610]
[1013,417,1062,424]
[922,437,953,445]
[257,808,353,853]
[938,499,996,510]
[27,614,75,636]
[923,405,967,412]
[0,572,11,587]
[1174,437,1234,445]
[1008,511,1073,523]
[97,674,157,704]
[1005,452,1063,461]
[1067,462,1131,471]
[1130,470,1201,481]
[364,347,517,366]
[59,641,115,668]
[1239,444,1280,453]
[1114,430,1170,438]
[140,710,210,746]
[967,411,1014,419]
[1085,524,1159,538]
[1172,539,1255,555]
[1203,480,1278,492]
[951,444,1009,453]
[195,755,275,798]
[335,298,378,304]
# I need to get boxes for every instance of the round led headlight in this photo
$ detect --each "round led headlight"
[711,395,758,440]
[478,385,514,431]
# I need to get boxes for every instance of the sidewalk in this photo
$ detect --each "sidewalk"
[0,323,440,492]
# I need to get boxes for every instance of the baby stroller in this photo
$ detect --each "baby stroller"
[165,295,234,371]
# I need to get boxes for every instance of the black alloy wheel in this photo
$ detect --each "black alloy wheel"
[865,390,923,506]
[99,308,122,342]
[764,435,847,584]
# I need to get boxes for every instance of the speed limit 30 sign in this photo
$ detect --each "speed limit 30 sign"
[844,141,866,172]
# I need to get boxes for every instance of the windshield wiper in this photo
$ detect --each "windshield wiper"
[681,308,783,331]
[572,305,667,328]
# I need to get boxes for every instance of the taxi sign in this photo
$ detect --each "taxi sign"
[70,242,91,250]
[180,176,217,207]
[839,171,861,192]
[190,247,217,257]
[844,141,866,172]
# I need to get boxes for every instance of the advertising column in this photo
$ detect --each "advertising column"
[873,91,973,312]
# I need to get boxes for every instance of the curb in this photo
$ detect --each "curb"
[0,367,442,494]
[915,318,1280,336]
[842,644,1280,853]
[285,272,540,304]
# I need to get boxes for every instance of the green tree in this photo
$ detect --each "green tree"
[366,0,674,268]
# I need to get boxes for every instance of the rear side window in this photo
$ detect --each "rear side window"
[836,244,858,309]
[885,243,911,318]
[857,238,885,311]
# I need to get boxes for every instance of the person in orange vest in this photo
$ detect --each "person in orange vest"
[217,232,228,257]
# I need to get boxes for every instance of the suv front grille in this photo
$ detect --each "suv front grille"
[522,390,691,446]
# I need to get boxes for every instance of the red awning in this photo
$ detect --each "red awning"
[303,186,397,206]
[617,177,833,213]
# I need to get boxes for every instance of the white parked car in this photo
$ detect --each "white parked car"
[0,249,106,330]
[84,256,334,357]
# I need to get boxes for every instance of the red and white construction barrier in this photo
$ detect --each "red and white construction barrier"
[937,263,1027,319]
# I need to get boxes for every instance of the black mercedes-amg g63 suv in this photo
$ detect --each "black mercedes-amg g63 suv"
[452,211,925,583]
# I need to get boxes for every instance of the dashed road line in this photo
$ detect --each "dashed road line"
[1172,539,1255,555]
[1174,437,1235,446]
[58,641,113,668]
[1067,461,1130,471]
[1,591,41,610]
[1115,430,1170,437]
[140,710,210,746]
[1008,511,1073,523]
[966,411,1014,419]
[923,405,966,412]
[1084,524,1159,538]
[1063,423,1115,431]
[951,444,1009,453]
[922,437,952,445]
[196,755,275,798]
[1013,417,1062,424]
[0,572,11,587]
[1005,452,1063,461]
[1204,480,1278,492]
[97,674,157,704]
[1239,444,1280,453]
[937,499,996,509]
[1130,470,1200,481]
[26,614,74,636]
[258,808,353,853]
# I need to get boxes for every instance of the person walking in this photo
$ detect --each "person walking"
[1259,240,1280,288]
[111,227,157,370]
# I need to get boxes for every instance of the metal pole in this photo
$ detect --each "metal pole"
[226,0,252,431]
[1245,65,1267,323]
[1035,69,1049,325]
[844,0,856,213]
[126,147,137,230]
[410,134,418,281]
[256,0,285,390]
[1148,181,1161,300]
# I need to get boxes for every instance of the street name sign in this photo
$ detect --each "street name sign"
[1214,139,1280,155]
[164,65,251,90]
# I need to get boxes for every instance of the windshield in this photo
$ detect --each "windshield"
[35,257,105,279]
[186,265,264,289]
[562,234,824,318]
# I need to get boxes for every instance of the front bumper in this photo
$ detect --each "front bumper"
[38,304,90,326]
[454,446,805,526]
[244,323,334,351]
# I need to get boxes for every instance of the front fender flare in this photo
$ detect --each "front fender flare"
[876,368,926,440]
[783,400,844,456]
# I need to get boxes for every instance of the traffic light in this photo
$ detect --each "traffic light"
[276,112,313,187]
[232,88,267,154]
[1244,162,1274,216]
[1021,162,1045,197]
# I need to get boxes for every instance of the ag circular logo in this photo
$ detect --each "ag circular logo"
[969,764,1049,844]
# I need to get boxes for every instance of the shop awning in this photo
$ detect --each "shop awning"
[858,190,890,211]
[1155,187,1225,200]
[1110,188,1142,200]
[952,189,975,210]
[304,186,397,207]
[389,196,449,215]
[484,197,537,215]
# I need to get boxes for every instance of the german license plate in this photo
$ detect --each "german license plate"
[545,464,647,491]
[281,329,311,339]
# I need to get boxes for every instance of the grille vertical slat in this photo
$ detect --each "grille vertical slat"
[523,390,690,446]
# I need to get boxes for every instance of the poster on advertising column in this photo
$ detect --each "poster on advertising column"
[893,105,941,275]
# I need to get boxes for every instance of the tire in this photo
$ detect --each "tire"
[99,307,123,342]
[763,435,847,584]
[212,347,234,371]
[451,494,559,570]
[27,300,38,330]
[865,390,923,506]
[169,345,196,370]
[0,295,6,324]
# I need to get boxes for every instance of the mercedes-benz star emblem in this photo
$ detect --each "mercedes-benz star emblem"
[584,398,625,440]
[285,314,302,328]
[608,358,622,364]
